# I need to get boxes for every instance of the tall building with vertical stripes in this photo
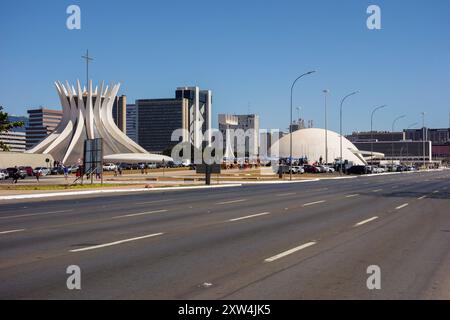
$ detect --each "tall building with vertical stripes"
[25,108,62,150]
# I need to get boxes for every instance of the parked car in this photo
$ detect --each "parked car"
[347,165,367,175]
[0,171,6,180]
[50,166,64,175]
[103,163,117,171]
[303,164,320,173]
[289,166,299,174]
[19,166,34,176]
[293,166,305,174]
[0,169,9,179]
[33,167,50,176]
[6,167,27,179]
[66,165,79,174]
[147,163,157,169]
[119,163,132,170]
[320,165,335,173]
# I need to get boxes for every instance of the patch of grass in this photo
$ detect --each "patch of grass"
[0,183,133,191]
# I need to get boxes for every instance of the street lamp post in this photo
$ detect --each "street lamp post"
[323,90,329,164]
[339,91,359,175]
[421,112,426,168]
[370,105,387,165]
[391,115,406,167]
[289,71,316,180]
[406,122,418,165]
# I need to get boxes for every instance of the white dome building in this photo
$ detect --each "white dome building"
[271,128,367,165]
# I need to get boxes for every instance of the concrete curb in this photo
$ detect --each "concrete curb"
[0,184,243,201]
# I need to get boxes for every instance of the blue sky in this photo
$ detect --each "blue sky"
[1,0,449,133]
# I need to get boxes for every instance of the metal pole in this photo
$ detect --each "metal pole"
[391,115,406,167]
[289,71,316,180]
[323,90,329,164]
[406,122,418,166]
[339,91,359,175]
[422,112,426,168]
[370,105,387,166]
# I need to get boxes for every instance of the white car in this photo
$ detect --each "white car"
[33,167,50,176]
[320,165,334,173]
[293,166,305,174]
[103,163,117,171]
[0,171,6,180]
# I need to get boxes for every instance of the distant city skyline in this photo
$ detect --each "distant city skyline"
[1,0,449,134]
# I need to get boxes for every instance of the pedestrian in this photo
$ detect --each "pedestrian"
[63,165,69,181]
[35,170,40,182]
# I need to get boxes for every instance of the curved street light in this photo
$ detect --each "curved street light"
[370,105,387,165]
[391,115,406,166]
[339,91,359,175]
[289,71,316,180]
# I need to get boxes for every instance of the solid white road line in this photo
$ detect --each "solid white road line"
[395,203,409,210]
[265,241,317,262]
[0,209,74,220]
[216,199,247,205]
[346,194,360,198]
[0,229,25,235]
[418,195,427,200]
[0,184,243,201]
[276,193,296,197]
[69,233,164,253]
[113,209,168,219]
[229,212,271,222]
[354,216,378,227]
[135,199,171,205]
[302,200,326,207]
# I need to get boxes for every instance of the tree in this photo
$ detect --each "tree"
[0,106,24,151]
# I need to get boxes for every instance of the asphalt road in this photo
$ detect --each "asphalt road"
[0,170,449,299]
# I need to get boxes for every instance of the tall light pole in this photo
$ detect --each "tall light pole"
[370,105,387,165]
[421,112,426,168]
[289,71,316,180]
[323,90,329,164]
[406,122,418,165]
[339,91,359,175]
[391,115,406,166]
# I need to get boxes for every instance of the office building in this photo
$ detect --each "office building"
[136,87,212,155]
[112,95,127,133]
[218,114,260,159]
[404,128,450,145]
[346,131,405,143]
[126,104,137,142]
[0,131,26,152]
[26,107,62,150]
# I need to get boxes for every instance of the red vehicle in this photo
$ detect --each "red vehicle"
[19,166,33,176]
[303,164,320,173]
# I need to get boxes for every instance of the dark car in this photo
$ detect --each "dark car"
[347,165,367,175]
[303,164,320,173]
[119,163,132,170]
[51,167,64,175]
[19,166,34,176]
[6,167,27,179]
